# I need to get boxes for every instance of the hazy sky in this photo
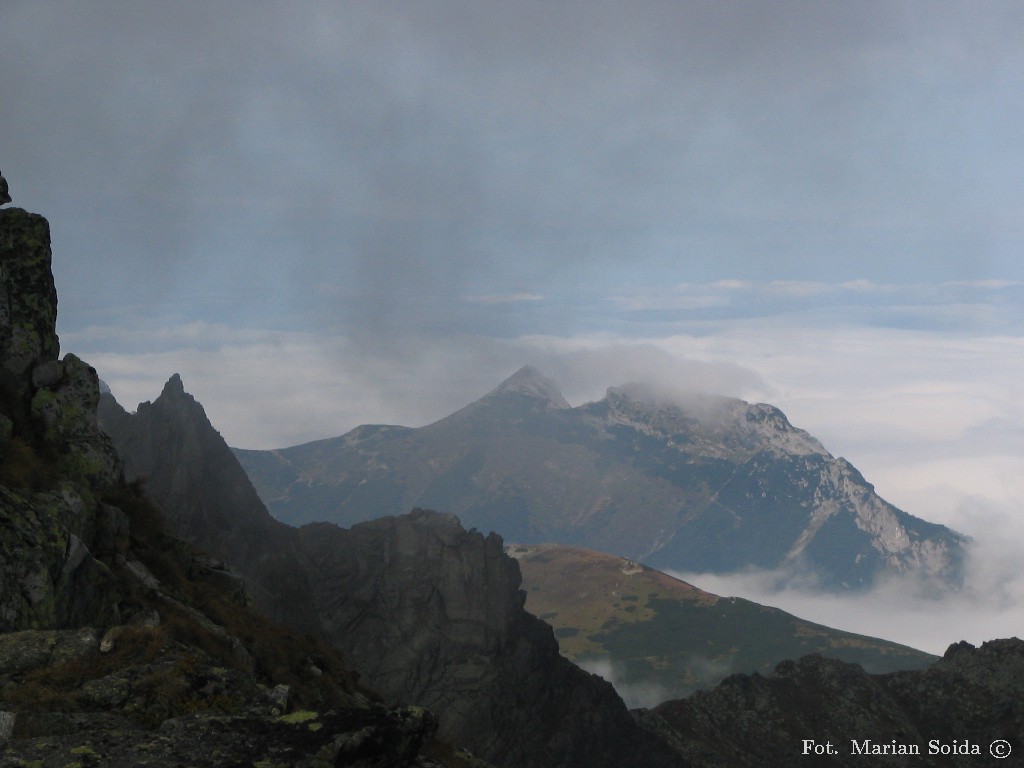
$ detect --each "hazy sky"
[4,2,1024,652]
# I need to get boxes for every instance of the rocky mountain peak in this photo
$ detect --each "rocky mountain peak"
[487,365,570,408]
[737,401,828,457]
[161,372,186,397]
[133,373,206,428]
[0,169,11,205]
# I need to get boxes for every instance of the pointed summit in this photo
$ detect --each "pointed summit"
[161,372,186,397]
[488,366,570,409]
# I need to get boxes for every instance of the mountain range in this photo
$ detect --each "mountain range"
[97,374,677,768]
[235,366,967,590]
[4,170,1022,767]
[98,375,938,710]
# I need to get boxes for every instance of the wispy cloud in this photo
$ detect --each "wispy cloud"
[578,657,672,710]
[463,292,545,305]
[610,293,732,312]
[765,280,834,298]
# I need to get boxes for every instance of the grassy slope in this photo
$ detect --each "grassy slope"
[509,543,936,704]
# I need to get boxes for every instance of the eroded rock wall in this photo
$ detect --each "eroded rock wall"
[298,509,684,768]
[0,207,122,632]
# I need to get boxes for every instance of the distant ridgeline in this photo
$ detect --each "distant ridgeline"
[234,365,967,591]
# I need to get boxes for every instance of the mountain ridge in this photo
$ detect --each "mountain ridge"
[98,375,684,768]
[235,366,967,591]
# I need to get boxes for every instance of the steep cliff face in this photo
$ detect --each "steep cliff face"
[298,509,684,768]
[0,205,122,632]
[640,638,1024,767]
[98,379,321,632]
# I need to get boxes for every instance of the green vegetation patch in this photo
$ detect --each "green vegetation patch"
[278,709,319,725]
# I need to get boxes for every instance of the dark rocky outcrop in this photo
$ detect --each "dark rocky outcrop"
[0,621,439,768]
[639,638,1024,767]
[298,510,684,768]
[0,171,10,206]
[0,205,122,633]
[98,377,322,633]
[0,186,457,767]
[100,375,686,767]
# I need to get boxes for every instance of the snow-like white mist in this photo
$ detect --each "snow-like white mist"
[673,495,1024,657]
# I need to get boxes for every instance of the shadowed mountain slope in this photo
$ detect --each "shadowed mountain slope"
[99,380,685,768]
[235,367,967,591]
[98,379,322,633]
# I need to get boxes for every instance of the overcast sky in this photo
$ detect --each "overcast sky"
[4,1,1024,653]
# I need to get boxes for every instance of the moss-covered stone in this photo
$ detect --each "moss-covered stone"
[0,208,59,390]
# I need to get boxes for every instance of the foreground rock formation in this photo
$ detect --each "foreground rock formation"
[297,511,683,768]
[100,382,684,768]
[0,193,459,767]
[0,203,122,633]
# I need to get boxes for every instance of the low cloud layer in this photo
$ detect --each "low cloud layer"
[674,490,1024,657]
[578,657,672,711]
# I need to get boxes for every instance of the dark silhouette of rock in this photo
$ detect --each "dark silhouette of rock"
[0,176,460,767]
[0,171,10,205]
[98,379,322,633]
[639,638,1024,767]
[298,509,684,768]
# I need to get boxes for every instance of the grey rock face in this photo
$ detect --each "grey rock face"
[0,204,125,632]
[97,377,322,633]
[298,509,684,768]
[0,208,59,402]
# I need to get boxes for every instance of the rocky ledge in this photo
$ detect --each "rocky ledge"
[638,638,1024,767]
